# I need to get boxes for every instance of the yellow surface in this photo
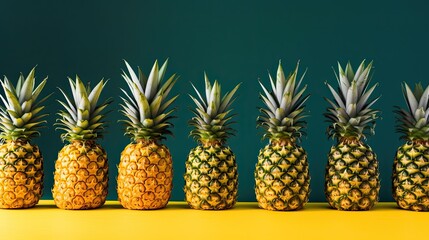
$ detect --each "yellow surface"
[0,201,427,240]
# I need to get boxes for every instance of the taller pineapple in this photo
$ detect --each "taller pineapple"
[255,61,310,211]
[392,82,429,211]
[184,74,240,210]
[117,60,178,210]
[52,76,111,210]
[324,60,380,210]
[0,67,48,208]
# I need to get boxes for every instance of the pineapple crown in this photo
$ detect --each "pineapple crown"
[395,82,429,141]
[257,60,310,142]
[56,76,111,142]
[189,73,240,144]
[324,60,380,140]
[0,67,49,141]
[120,59,179,142]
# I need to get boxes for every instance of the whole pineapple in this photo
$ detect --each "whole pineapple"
[324,60,380,211]
[255,61,310,211]
[392,82,429,211]
[52,76,111,210]
[117,60,178,210]
[184,74,240,210]
[0,67,48,209]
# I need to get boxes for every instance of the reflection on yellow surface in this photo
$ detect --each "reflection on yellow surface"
[0,201,427,240]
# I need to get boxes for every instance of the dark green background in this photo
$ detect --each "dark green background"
[1,0,428,202]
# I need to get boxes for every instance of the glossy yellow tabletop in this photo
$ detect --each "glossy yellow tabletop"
[0,201,426,240]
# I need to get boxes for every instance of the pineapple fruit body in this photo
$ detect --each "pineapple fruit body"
[0,140,43,208]
[117,140,173,210]
[392,140,429,211]
[325,138,379,210]
[184,142,238,210]
[52,140,108,210]
[255,140,309,210]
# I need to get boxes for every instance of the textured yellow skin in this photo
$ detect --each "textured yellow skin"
[52,140,108,210]
[392,140,429,211]
[0,140,43,209]
[117,140,173,210]
[184,143,238,210]
[325,138,379,211]
[255,140,310,211]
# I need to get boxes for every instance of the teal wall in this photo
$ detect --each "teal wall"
[1,0,428,202]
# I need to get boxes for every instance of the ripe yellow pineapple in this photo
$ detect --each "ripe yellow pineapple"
[324,60,380,210]
[0,67,48,208]
[392,82,429,211]
[117,60,178,210]
[184,74,240,210]
[52,76,111,210]
[255,61,310,210]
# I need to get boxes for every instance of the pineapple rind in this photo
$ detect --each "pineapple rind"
[255,142,310,211]
[117,140,172,210]
[393,141,429,211]
[184,144,237,210]
[325,139,379,211]
[52,141,108,210]
[0,140,43,208]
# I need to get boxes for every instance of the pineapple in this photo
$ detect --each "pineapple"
[324,60,380,211]
[392,82,429,211]
[117,59,178,210]
[255,61,310,211]
[52,76,111,210]
[184,74,240,210]
[0,67,48,209]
